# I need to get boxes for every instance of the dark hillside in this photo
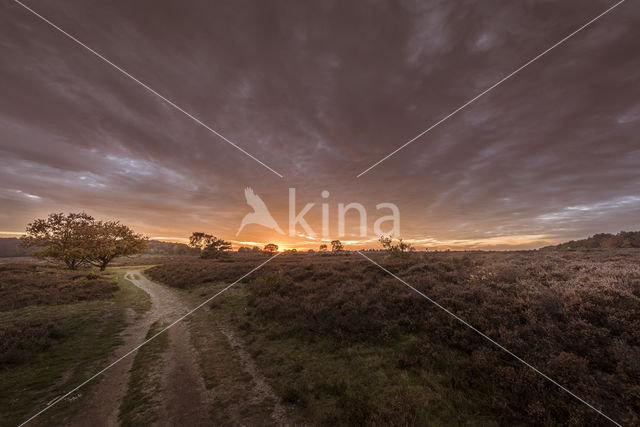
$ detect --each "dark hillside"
[0,238,31,257]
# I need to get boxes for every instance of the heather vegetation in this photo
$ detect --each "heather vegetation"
[5,227,640,425]
[0,263,118,311]
[147,250,640,425]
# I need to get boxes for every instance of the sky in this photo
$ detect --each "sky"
[1,0,639,250]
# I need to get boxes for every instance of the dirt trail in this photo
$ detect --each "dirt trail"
[66,306,149,426]
[216,321,289,425]
[68,270,211,426]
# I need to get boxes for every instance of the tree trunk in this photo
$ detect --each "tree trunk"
[99,256,114,271]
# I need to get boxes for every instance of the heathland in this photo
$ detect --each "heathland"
[2,249,639,426]
[145,249,640,426]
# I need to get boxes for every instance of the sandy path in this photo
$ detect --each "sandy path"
[68,270,211,426]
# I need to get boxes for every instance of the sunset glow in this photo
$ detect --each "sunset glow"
[1,1,638,249]
[2,2,639,425]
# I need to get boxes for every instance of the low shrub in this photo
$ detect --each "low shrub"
[0,321,63,368]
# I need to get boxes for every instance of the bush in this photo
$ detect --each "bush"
[0,322,63,367]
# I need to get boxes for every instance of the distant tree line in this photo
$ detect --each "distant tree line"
[237,246,264,254]
[543,231,640,250]
[21,212,148,270]
[143,240,199,256]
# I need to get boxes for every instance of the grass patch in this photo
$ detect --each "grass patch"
[186,305,278,425]
[203,283,490,425]
[110,270,151,314]
[119,321,169,427]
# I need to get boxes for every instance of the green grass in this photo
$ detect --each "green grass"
[119,320,169,427]
[110,270,151,314]
[0,269,150,426]
[188,307,278,425]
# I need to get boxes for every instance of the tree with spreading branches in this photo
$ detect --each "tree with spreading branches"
[86,221,148,270]
[21,212,147,270]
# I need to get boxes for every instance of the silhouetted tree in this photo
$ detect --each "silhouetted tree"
[188,232,231,258]
[319,244,328,252]
[379,235,413,257]
[264,243,279,254]
[331,240,344,252]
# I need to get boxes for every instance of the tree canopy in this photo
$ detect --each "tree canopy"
[21,212,147,270]
[85,221,148,270]
[330,240,344,252]
[263,243,279,254]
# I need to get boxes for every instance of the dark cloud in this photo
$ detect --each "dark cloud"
[1,0,639,248]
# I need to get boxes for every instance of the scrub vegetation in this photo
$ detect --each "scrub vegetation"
[147,249,640,426]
